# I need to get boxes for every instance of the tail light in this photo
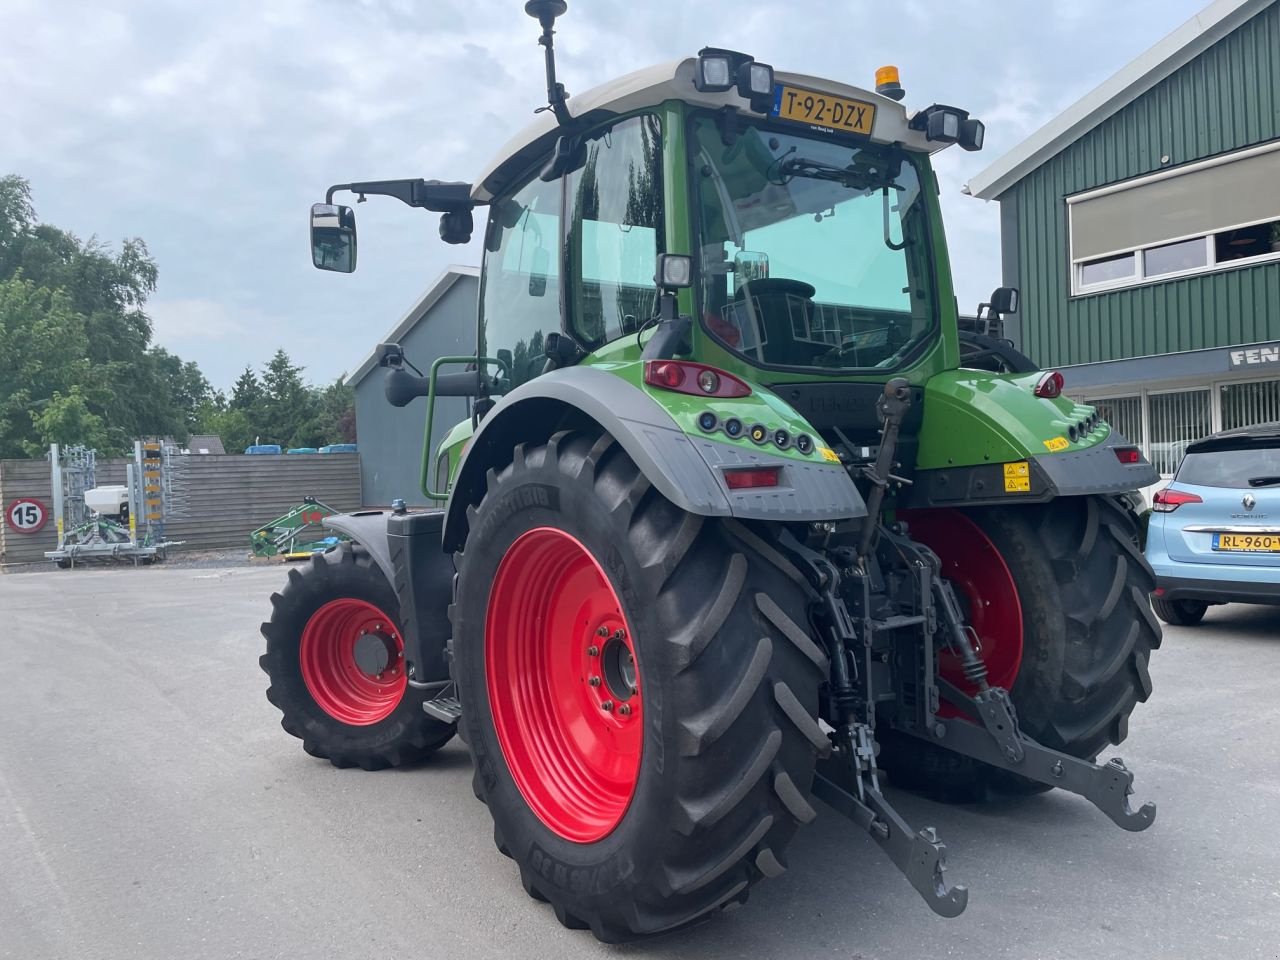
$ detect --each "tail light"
[1152,489,1202,513]
[643,360,751,398]
[1114,446,1142,464]
[1033,370,1064,399]
[723,467,780,490]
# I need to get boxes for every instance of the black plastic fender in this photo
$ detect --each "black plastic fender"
[323,510,453,686]
[441,365,865,551]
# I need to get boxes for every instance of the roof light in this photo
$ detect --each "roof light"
[1033,370,1065,399]
[643,360,751,398]
[695,53,734,92]
[723,466,781,490]
[875,65,905,101]
[739,61,774,98]
[1114,445,1143,464]
[960,118,985,152]
[1152,489,1202,513]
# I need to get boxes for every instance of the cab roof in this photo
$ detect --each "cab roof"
[472,57,941,203]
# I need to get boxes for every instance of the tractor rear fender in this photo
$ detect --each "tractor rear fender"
[904,370,1159,508]
[441,365,865,552]
[322,509,453,686]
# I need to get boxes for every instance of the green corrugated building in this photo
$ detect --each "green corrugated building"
[967,0,1280,477]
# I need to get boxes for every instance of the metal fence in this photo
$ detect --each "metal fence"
[1,454,361,566]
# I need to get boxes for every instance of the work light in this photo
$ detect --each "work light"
[694,53,734,92]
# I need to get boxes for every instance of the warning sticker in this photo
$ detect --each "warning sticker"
[1043,436,1069,452]
[819,447,841,463]
[1003,461,1031,493]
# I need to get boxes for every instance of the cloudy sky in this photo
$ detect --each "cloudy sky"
[3,0,1209,390]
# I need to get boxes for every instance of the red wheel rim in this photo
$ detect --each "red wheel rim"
[486,527,642,843]
[299,598,406,725]
[898,509,1023,718]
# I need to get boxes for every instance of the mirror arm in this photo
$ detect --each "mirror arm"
[325,179,477,213]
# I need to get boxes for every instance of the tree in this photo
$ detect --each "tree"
[0,174,214,456]
[261,349,319,447]
[29,388,109,455]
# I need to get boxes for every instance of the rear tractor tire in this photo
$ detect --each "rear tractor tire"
[450,429,828,942]
[884,495,1161,801]
[260,543,456,770]
[1151,596,1208,626]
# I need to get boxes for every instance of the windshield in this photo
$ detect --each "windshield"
[1177,443,1280,488]
[692,115,935,372]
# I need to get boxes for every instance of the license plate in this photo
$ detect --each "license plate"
[1213,533,1280,552]
[772,85,876,135]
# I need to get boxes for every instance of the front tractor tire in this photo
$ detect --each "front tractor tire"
[450,430,828,942]
[886,495,1161,800]
[260,544,457,769]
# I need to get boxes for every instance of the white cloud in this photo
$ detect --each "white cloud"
[1,0,1209,387]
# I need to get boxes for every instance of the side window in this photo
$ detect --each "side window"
[566,114,664,347]
[479,174,562,390]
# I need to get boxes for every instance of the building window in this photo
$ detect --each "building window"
[1146,389,1212,476]
[1068,141,1280,295]
[1221,379,1280,431]
[1089,396,1143,446]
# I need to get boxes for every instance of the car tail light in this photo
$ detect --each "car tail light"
[1114,446,1142,464]
[723,466,780,490]
[1152,489,1202,513]
[643,360,751,398]
[1033,370,1064,399]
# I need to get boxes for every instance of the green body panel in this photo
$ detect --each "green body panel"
[916,370,1103,469]
[437,418,474,494]
[596,361,833,464]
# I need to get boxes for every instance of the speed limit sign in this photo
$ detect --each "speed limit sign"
[5,497,49,534]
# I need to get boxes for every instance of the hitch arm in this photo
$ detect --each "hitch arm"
[924,706,1157,832]
[813,769,968,918]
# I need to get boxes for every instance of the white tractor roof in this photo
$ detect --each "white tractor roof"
[472,57,942,202]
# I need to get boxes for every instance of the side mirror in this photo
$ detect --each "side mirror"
[733,250,770,289]
[990,286,1019,315]
[310,203,357,273]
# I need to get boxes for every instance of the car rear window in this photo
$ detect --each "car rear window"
[1176,445,1280,488]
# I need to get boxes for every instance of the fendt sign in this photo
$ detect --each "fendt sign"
[1228,342,1280,370]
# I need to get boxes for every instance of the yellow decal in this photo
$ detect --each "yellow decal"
[1043,436,1069,452]
[1003,461,1031,493]
[819,446,841,463]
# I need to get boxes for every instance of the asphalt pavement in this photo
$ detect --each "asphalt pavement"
[2,563,1278,960]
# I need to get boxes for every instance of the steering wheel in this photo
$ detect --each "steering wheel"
[738,278,816,300]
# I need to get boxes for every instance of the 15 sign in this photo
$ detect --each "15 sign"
[5,497,49,534]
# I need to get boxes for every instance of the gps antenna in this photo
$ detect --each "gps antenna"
[525,0,572,125]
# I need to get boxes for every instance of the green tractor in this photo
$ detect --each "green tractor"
[261,1,1161,941]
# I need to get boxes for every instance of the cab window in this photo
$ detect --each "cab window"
[565,114,664,348]
[479,174,562,390]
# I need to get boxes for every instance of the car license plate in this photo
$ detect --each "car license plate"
[772,85,876,135]
[1213,533,1280,552]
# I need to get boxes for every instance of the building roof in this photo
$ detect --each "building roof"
[966,0,1274,200]
[472,58,942,203]
[348,265,480,387]
[185,435,226,455]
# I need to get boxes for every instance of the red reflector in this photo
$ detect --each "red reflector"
[643,360,751,398]
[1114,446,1142,464]
[1152,587,1166,597]
[1152,488,1202,512]
[1034,370,1065,399]
[723,467,781,490]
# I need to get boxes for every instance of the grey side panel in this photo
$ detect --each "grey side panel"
[443,366,865,547]
[1032,430,1160,494]
[692,437,867,520]
[323,511,395,586]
